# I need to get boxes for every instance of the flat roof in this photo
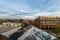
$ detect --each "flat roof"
[0,27,22,38]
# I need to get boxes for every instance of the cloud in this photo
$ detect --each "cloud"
[0,14,8,16]
[34,11,60,17]
[16,15,35,20]
[0,13,35,20]
[0,0,60,19]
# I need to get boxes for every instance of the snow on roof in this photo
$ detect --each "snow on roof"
[1,27,22,38]
[18,27,56,40]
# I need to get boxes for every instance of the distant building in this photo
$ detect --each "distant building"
[3,22,22,27]
[34,16,60,30]
[0,22,22,33]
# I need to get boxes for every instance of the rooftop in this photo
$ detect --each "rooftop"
[0,25,56,40]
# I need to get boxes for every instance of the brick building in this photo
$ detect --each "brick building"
[34,16,60,30]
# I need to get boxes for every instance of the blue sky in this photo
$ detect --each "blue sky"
[0,0,60,19]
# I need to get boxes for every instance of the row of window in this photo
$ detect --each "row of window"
[41,21,60,24]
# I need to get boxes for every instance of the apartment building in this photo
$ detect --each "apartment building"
[34,16,60,30]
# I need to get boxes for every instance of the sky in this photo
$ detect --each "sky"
[0,0,60,19]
